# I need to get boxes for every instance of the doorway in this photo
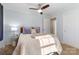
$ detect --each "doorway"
[50,17,56,35]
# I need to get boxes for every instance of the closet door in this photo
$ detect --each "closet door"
[0,4,3,41]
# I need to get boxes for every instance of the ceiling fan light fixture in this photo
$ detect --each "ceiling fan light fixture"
[37,9,42,13]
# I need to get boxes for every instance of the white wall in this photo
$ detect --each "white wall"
[62,8,79,48]
[52,7,79,49]
[56,14,63,42]
[0,7,50,48]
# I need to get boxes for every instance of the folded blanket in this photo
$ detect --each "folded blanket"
[35,35,58,55]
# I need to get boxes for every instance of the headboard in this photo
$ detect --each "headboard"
[20,26,40,34]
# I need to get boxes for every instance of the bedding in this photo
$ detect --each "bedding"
[20,27,40,34]
[13,33,62,55]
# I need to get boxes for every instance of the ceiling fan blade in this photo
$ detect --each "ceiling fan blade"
[29,8,38,10]
[41,4,49,10]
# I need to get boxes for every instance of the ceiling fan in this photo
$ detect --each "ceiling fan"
[29,4,50,14]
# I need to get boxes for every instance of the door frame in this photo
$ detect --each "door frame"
[50,17,56,35]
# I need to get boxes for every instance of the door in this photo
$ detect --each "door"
[0,4,3,41]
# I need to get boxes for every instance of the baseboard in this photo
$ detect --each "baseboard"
[61,41,79,49]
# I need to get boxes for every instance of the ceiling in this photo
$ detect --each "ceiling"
[2,3,79,16]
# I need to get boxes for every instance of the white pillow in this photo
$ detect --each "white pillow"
[31,28,36,34]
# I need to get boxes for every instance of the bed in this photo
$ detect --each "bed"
[13,27,62,55]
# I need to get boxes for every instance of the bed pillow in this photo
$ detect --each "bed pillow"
[22,27,40,34]
[30,28,36,34]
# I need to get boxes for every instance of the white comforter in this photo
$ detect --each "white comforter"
[13,34,62,55]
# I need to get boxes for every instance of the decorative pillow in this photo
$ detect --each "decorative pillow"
[36,27,40,33]
[23,27,31,34]
[30,27,40,34]
[30,28,36,34]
